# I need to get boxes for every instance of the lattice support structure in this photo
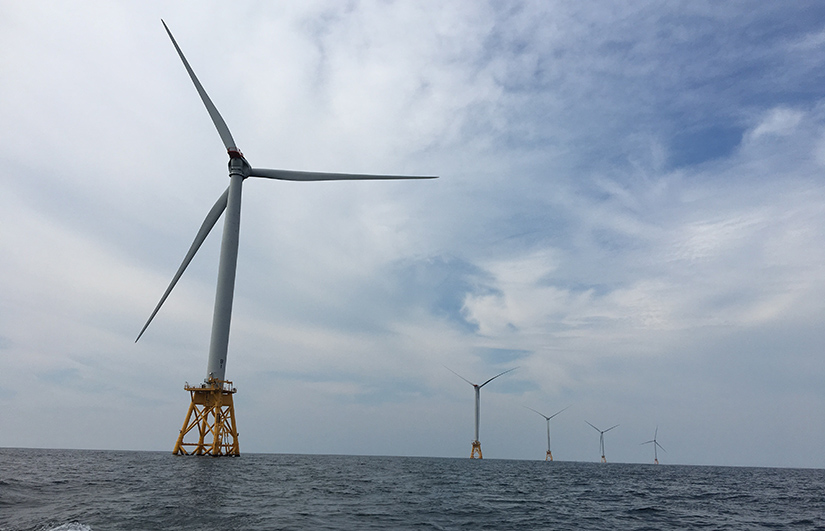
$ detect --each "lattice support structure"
[173,379,240,456]
[546,450,553,461]
[470,440,483,459]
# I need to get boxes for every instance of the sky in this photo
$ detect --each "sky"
[1,1,824,469]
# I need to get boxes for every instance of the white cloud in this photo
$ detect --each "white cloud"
[1,1,824,467]
[749,107,804,140]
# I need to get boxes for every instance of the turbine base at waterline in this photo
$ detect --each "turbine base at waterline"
[173,378,240,457]
[471,440,483,459]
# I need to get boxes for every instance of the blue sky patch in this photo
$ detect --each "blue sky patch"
[668,125,744,168]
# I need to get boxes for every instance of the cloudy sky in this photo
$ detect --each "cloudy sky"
[2,1,824,468]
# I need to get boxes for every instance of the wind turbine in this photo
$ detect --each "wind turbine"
[446,367,517,458]
[641,426,666,464]
[525,405,570,461]
[585,421,618,463]
[136,21,436,457]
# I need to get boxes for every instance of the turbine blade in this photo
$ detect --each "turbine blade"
[548,405,571,419]
[443,366,474,386]
[135,188,229,342]
[162,20,237,152]
[249,168,438,181]
[656,442,667,453]
[604,424,619,433]
[525,406,549,420]
[585,421,600,432]
[479,367,517,388]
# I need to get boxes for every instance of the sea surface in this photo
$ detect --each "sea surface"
[1,448,823,530]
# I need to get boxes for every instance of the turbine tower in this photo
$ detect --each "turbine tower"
[136,21,436,457]
[447,367,516,459]
[586,421,618,463]
[525,405,569,461]
[641,426,666,464]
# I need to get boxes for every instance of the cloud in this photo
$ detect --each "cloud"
[0,1,824,467]
[749,107,805,139]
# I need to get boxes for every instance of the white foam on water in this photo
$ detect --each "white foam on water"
[47,524,93,531]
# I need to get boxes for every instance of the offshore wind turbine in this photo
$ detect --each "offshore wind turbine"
[136,21,436,457]
[586,421,618,463]
[446,367,517,458]
[641,426,666,464]
[525,405,570,461]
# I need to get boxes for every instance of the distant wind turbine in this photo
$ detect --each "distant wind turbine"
[446,367,517,458]
[586,421,618,463]
[641,426,666,464]
[136,21,436,457]
[526,405,570,461]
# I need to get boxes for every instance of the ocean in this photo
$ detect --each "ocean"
[1,448,822,530]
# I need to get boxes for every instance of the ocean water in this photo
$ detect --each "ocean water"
[1,448,823,530]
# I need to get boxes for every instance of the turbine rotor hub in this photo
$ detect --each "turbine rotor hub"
[228,153,252,178]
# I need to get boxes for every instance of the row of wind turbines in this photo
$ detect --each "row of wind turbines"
[138,21,664,462]
[448,367,665,463]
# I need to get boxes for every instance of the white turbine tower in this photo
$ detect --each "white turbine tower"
[586,421,618,463]
[446,367,516,459]
[641,426,666,464]
[525,405,570,461]
[136,21,436,457]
